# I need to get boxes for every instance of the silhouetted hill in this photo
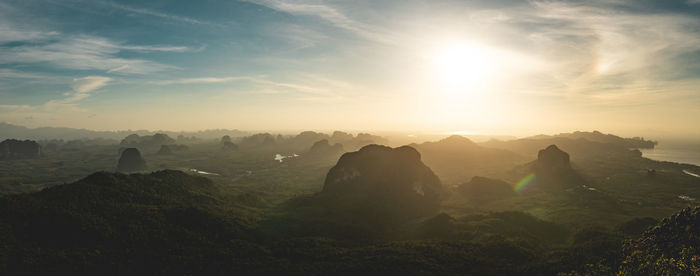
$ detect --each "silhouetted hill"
[303,131,389,151]
[536,145,571,173]
[158,144,173,155]
[510,145,583,193]
[412,135,526,185]
[0,122,247,141]
[308,139,344,157]
[0,139,41,159]
[120,133,175,150]
[220,135,239,151]
[481,136,643,162]
[284,131,330,151]
[239,133,277,148]
[265,145,443,239]
[321,145,442,219]
[157,144,189,155]
[0,170,252,275]
[117,148,147,173]
[528,130,657,149]
[222,141,238,151]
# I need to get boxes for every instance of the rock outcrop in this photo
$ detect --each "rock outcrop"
[221,135,238,151]
[308,139,343,156]
[527,144,582,191]
[322,145,442,218]
[239,133,277,148]
[120,133,175,149]
[0,139,41,159]
[117,148,147,173]
[221,135,232,144]
[536,145,571,172]
[411,135,525,185]
[158,145,173,155]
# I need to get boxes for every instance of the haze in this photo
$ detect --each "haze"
[1,0,700,139]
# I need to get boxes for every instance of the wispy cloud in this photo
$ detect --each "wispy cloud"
[0,69,50,79]
[245,0,395,44]
[96,0,210,26]
[523,1,700,97]
[0,33,189,74]
[70,76,111,94]
[157,74,352,102]
[155,75,329,94]
[48,76,113,104]
[0,75,111,123]
[155,76,253,85]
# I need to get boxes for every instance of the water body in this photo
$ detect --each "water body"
[678,195,696,201]
[640,141,700,166]
[683,170,700,178]
[274,153,299,162]
[188,168,220,176]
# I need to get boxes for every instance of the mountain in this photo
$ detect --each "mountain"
[239,133,278,148]
[117,148,147,173]
[321,145,442,219]
[0,139,41,159]
[284,131,330,151]
[0,170,251,275]
[0,122,247,141]
[120,133,176,149]
[411,135,526,185]
[509,144,583,194]
[157,145,173,155]
[536,145,572,174]
[307,139,344,157]
[481,136,643,162]
[220,135,239,151]
[527,131,657,149]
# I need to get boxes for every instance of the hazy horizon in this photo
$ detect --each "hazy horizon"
[2,0,700,138]
[2,2,700,274]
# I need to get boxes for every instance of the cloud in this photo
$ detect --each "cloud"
[245,0,395,44]
[0,75,111,124]
[0,34,188,74]
[0,104,33,111]
[0,69,49,79]
[155,77,252,85]
[52,76,112,103]
[96,0,209,26]
[71,76,111,93]
[523,1,700,92]
[107,64,130,73]
[154,75,327,94]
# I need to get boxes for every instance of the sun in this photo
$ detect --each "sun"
[431,42,499,94]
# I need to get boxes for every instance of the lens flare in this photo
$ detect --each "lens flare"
[514,173,535,193]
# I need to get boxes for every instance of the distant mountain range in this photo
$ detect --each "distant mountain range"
[525,130,657,149]
[0,122,248,141]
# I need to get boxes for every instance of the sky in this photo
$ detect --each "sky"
[0,0,699,138]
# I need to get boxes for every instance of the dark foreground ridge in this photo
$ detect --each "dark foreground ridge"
[0,168,698,275]
[618,206,700,274]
